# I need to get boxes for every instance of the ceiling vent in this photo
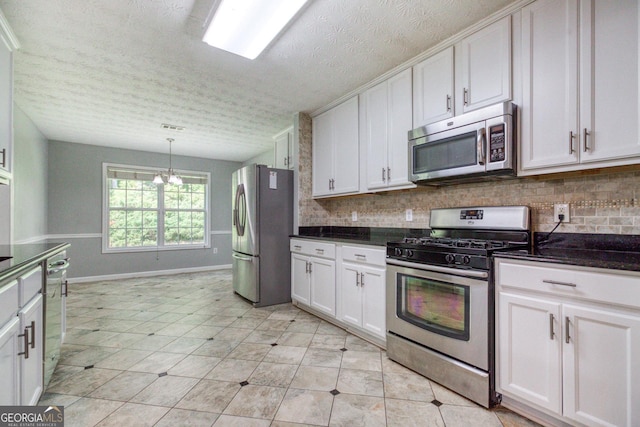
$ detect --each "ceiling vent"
[161,123,185,132]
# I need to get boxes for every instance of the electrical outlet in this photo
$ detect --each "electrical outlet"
[352,211,357,222]
[406,209,413,222]
[213,247,218,254]
[553,203,570,223]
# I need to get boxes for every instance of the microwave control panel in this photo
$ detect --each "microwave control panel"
[489,123,506,163]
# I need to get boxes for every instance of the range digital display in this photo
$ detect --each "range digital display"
[459,209,483,220]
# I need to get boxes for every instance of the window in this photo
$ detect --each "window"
[103,164,210,252]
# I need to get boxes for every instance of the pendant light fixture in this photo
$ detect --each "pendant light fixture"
[153,138,183,185]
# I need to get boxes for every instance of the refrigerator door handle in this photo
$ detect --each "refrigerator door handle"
[232,253,254,262]
[235,184,246,236]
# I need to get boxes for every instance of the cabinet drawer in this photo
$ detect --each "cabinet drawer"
[0,279,19,325]
[290,239,336,259]
[341,245,386,266]
[496,259,640,310]
[19,266,42,307]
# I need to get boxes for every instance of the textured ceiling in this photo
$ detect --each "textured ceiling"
[0,0,516,162]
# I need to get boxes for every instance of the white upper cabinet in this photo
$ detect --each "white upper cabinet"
[0,11,19,182]
[520,0,640,174]
[361,68,415,192]
[413,17,511,129]
[274,126,294,170]
[456,15,512,114]
[579,0,640,164]
[312,96,359,198]
[413,47,454,126]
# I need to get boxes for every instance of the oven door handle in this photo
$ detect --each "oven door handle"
[385,258,489,279]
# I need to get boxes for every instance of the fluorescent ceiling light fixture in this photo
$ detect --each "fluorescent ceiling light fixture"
[203,0,309,59]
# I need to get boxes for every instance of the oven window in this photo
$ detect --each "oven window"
[397,274,470,341]
[413,130,478,174]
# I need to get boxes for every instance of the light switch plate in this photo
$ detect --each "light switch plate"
[352,211,357,222]
[406,209,413,221]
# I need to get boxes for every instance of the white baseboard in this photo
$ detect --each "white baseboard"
[69,264,232,283]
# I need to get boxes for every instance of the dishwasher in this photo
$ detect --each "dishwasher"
[44,251,70,388]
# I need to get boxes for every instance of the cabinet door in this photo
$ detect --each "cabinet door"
[361,265,386,338]
[339,263,362,328]
[457,16,511,113]
[519,0,580,172]
[0,36,12,176]
[0,317,20,405]
[309,257,336,316]
[362,79,389,190]
[19,294,43,405]
[332,96,360,195]
[563,304,640,427]
[274,131,290,169]
[291,254,310,306]
[386,68,414,189]
[413,47,454,126]
[497,292,562,414]
[312,110,334,197]
[580,0,640,164]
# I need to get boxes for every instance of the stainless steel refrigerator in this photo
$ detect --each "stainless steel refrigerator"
[232,164,293,307]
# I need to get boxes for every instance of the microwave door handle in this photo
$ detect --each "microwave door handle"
[477,127,486,165]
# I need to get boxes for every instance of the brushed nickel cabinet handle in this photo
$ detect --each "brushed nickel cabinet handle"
[543,279,577,288]
[569,131,575,154]
[382,168,386,182]
[18,330,29,359]
[356,272,360,287]
[387,167,391,181]
[583,128,590,152]
[0,148,5,168]
[549,313,555,340]
[360,272,365,286]
[28,321,35,349]
[463,88,469,106]
[446,95,452,112]
[565,316,571,344]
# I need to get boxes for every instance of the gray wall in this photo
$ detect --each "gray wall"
[13,105,48,242]
[243,149,273,167]
[48,141,241,279]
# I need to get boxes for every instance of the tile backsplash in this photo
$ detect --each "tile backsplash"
[295,113,640,234]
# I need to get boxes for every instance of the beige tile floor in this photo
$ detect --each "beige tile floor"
[40,270,541,427]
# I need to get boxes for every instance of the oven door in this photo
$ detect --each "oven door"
[386,260,489,371]
[410,121,487,182]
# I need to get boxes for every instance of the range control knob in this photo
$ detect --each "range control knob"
[406,249,414,258]
[445,254,455,264]
[394,248,403,257]
[462,255,471,265]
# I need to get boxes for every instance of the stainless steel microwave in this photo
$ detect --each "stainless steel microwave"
[409,101,516,185]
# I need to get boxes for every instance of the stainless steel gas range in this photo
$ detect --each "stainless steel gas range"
[385,206,530,408]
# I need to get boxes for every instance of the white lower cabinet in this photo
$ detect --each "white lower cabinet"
[496,258,640,427]
[19,294,43,405]
[0,316,20,405]
[338,262,385,338]
[291,239,337,317]
[291,239,386,343]
[337,245,386,340]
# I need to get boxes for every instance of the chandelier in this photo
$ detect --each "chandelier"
[153,138,183,185]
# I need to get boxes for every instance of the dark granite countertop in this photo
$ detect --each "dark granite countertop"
[495,233,640,272]
[0,242,70,282]
[292,226,431,247]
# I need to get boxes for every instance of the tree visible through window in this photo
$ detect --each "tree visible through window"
[104,164,209,251]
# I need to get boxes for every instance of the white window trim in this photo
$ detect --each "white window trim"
[102,162,211,254]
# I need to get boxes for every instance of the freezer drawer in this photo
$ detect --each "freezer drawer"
[232,252,259,303]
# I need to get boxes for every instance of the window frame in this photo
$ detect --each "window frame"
[102,162,211,253]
